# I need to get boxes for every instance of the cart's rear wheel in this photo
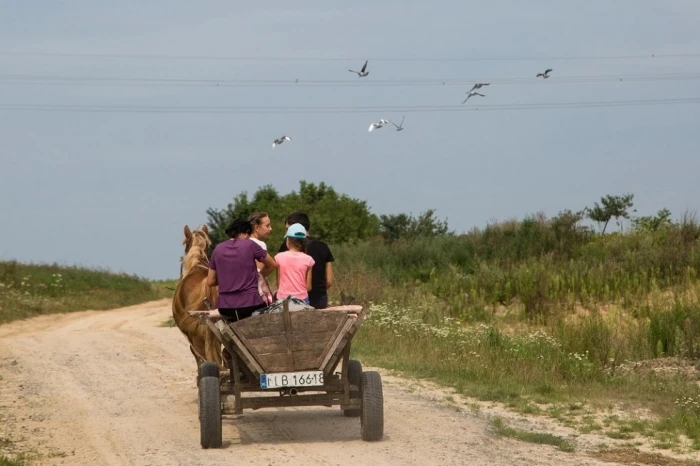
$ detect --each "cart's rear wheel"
[360,371,384,441]
[343,360,362,417]
[199,361,220,379]
[199,376,222,448]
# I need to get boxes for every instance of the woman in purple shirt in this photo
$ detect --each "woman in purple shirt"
[206,218,277,322]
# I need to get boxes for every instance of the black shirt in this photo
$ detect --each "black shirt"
[278,237,335,296]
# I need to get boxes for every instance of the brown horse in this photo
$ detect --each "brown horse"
[172,225,223,372]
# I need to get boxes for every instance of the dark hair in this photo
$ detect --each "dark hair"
[286,236,307,252]
[224,218,253,238]
[285,211,310,230]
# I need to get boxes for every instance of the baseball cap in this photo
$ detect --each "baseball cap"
[284,223,307,239]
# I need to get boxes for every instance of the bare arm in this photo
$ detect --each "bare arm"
[306,268,313,291]
[259,253,277,278]
[206,268,218,287]
[325,262,334,290]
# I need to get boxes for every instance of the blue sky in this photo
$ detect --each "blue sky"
[1,1,699,279]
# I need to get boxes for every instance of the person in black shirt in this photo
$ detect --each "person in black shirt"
[278,212,335,309]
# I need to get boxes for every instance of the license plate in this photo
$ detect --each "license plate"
[260,371,324,389]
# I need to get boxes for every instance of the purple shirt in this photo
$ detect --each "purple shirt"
[210,239,267,309]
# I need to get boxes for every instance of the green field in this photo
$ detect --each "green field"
[3,211,700,452]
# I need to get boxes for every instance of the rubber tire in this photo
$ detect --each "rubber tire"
[343,360,363,417]
[199,361,220,379]
[360,371,384,441]
[199,376,222,449]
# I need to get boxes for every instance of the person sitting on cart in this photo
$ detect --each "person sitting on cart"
[278,212,335,309]
[206,218,277,322]
[275,223,315,305]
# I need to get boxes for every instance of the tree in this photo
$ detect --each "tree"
[632,208,673,232]
[379,209,450,242]
[378,213,412,243]
[205,181,379,248]
[586,193,635,234]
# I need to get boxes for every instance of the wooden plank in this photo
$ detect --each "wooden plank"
[293,349,326,371]
[323,305,363,313]
[315,315,349,370]
[188,310,224,321]
[206,318,224,343]
[318,317,356,370]
[215,320,235,342]
[292,331,338,352]
[324,314,364,374]
[231,308,350,340]
[227,330,264,375]
[289,311,346,333]
[282,300,295,370]
[258,349,325,372]
[247,332,336,355]
[229,323,264,363]
[235,313,286,339]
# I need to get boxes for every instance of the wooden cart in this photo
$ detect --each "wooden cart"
[189,299,384,448]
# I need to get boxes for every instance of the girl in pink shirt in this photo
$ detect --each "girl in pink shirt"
[275,223,315,304]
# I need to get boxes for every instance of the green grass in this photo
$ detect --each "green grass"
[159,317,176,327]
[333,214,700,447]
[332,215,700,316]
[349,295,700,445]
[5,212,700,455]
[0,260,174,324]
[0,457,26,466]
[491,416,575,452]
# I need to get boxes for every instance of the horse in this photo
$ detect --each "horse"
[172,225,223,373]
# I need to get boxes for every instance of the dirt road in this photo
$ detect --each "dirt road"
[0,300,617,465]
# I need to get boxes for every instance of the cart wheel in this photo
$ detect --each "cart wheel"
[199,376,222,449]
[360,371,384,441]
[199,361,220,379]
[343,360,362,417]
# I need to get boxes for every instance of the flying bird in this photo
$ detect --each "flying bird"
[467,83,490,93]
[349,60,369,78]
[462,91,486,104]
[390,116,405,131]
[272,135,291,149]
[536,69,553,79]
[368,119,389,132]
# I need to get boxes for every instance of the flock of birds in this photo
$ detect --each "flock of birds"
[271,61,553,149]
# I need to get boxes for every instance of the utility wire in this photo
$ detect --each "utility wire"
[2,72,700,88]
[1,51,700,62]
[1,98,699,114]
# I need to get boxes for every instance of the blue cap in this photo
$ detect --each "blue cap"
[285,223,307,239]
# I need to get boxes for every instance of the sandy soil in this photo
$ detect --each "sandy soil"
[0,300,631,465]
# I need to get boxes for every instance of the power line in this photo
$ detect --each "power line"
[1,51,700,62]
[2,72,700,88]
[1,98,699,114]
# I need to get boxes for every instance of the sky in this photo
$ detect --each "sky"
[1,1,699,280]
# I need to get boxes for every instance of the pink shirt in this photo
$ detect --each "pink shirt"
[276,251,315,300]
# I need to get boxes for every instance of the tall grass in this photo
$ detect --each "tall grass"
[332,213,700,444]
[0,260,172,324]
[332,214,700,318]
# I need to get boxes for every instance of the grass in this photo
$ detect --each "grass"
[0,260,174,324]
[491,416,575,452]
[0,458,26,466]
[592,447,700,465]
[336,213,700,448]
[159,317,176,327]
[4,211,700,455]
[350,298,700,446]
